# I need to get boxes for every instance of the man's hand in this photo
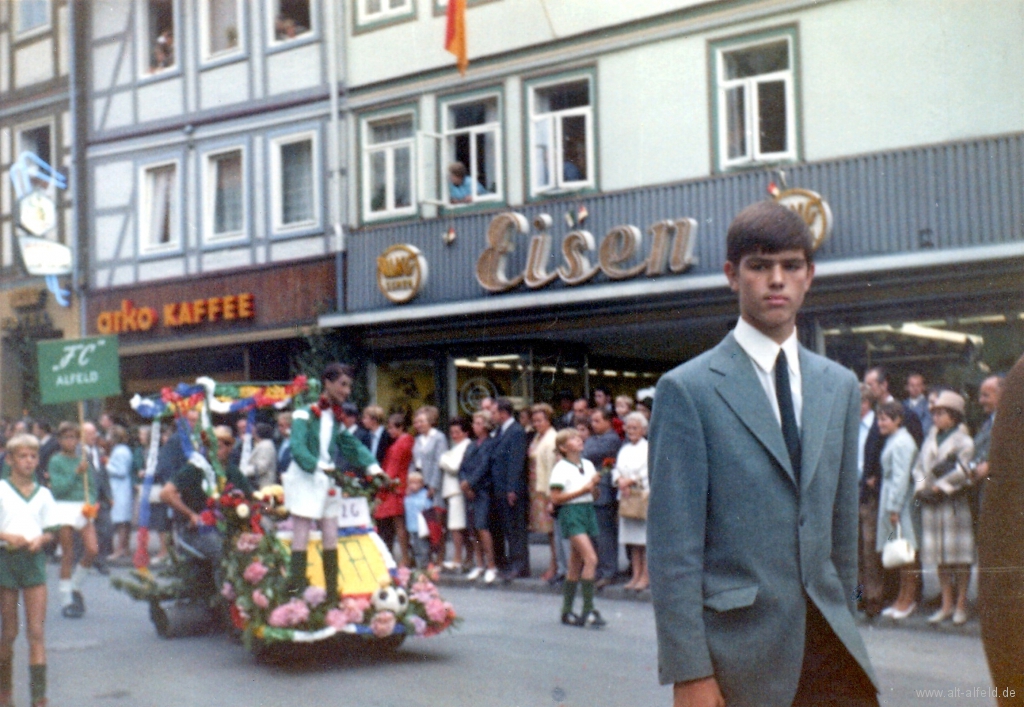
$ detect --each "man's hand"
[674,677,725,707]
[975,461,990,480]
[890,512,900,526]
[507,491,517,507]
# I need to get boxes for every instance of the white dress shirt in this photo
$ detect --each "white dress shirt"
[732,317,802,431]
[858,410,875,480]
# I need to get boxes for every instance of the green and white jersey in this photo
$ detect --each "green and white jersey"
[0,479,57,541]
[549,458,598,505]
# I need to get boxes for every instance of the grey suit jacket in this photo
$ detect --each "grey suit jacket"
[648,333,876,707]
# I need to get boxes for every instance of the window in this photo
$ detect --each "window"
[17,124,55,191]
[16,0,49,34]
[271,133,319,231]
[528,78,593,196]
[206,149,244,239]
[715,36,796,169]
[142,0,176,74]
[441,96,501,206]
[271,0,311,42]
[358,0,411,24]
[202,0,240,59]
[363,113,415,219]
[140,162,179,252]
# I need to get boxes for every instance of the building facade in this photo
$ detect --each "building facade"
[83,0,349,401]
[0,0,82,418]
[322,0,1024,418]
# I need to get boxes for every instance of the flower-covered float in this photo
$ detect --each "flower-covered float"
[112,376,457,658]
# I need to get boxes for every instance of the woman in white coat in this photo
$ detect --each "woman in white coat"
[875,401,919,619]
[438,417,470,572]
[612,412,649,591]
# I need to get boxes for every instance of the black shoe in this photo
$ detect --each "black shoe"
[72,590,85,612]
[580,610,606,628]
[94,562,110,576]
[61,603,84,619]
[561,612,581,626]
[547,574,566,587]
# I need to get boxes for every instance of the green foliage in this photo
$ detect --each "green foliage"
[289,326,369,408]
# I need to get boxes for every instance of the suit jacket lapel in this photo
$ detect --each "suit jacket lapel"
[797,347,839,493]
[712,334,796,486]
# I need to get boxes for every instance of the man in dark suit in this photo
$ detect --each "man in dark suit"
[648,201,877,707]
[490,397,529,581]
[359,405,392,465]
[584,408,622,588]
[969,374,1002,537]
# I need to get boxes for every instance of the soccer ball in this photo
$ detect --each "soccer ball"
[372,586,409,615]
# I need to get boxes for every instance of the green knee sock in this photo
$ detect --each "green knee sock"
[581,580,595,614]
[29,664,45,704]
[322,547,339,604]
[0,657,11,694]
[561,580,579,614]
[288,550,308,593]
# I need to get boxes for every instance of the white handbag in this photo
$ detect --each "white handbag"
[881,522,916,568]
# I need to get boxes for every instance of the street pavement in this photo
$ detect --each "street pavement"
[9,559,996,707]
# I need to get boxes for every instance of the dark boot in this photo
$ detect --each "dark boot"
[288,550,308,595]
[322,547,339,604]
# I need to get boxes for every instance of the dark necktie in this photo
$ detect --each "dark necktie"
[775,349,801,481]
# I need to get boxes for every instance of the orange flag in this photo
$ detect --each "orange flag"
[445,0,468,75]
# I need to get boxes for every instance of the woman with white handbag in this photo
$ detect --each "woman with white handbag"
[875,401,920,619]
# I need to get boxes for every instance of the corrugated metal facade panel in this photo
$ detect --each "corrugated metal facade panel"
[346,133,1024,312]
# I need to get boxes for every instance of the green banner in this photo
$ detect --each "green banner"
[37,336,121,405]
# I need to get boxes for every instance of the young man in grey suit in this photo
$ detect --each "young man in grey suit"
[648,201,878,707]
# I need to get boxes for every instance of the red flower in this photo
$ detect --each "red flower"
[199,510,216,526]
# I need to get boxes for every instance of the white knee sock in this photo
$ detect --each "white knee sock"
[59,579,73,607]
[71,564,88,592]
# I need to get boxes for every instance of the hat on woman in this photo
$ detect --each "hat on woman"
[931,390,965,415]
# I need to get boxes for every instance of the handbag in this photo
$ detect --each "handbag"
[618,488,649,521]
[881,522,916,568]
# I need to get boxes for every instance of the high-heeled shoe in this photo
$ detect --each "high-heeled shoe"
[952,608,969,625]
[928,607,953,623]
[889,603,916,620]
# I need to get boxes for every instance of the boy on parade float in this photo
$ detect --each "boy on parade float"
[282,363,386,600]
[0,434,58,707]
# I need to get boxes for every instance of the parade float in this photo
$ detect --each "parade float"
[111,376,457,659]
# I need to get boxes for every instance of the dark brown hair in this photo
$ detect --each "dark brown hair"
[726,200,814,265]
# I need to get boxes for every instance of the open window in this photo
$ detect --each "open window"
[270,0,311,43]
[438,95,502,207]
[17,123,56,192]
[142,0,176,74]
[528,77,594,197]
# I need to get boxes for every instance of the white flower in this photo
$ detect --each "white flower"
[236,504,250,519]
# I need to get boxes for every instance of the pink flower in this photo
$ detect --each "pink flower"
[251,590,269,609]
[242,560,269,585]
[303,585,327,607]
[427,565,441,582]
[325,608,349,630]
[370,610,397,638]
[268,599,310,628]
[235,533,261,553]
[409,615,427,636]
[220,582,235,601]
[341,597,369,624]
[425,598,448,623]
[394,566,411,588]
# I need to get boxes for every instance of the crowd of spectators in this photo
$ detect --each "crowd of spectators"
[855,367,1003,625]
